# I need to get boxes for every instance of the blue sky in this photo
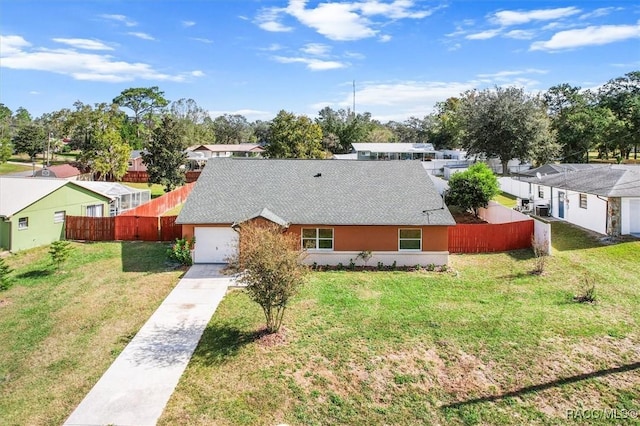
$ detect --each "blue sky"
[1,1,639,122]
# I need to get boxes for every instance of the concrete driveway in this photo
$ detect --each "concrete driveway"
[64,264,234,426]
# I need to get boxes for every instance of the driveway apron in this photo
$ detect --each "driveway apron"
[64,264,232,426]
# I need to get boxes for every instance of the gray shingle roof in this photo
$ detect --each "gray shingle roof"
[177,158,455,226]
[535,164,640,197]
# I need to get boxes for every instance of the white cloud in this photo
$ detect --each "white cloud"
[476,69,547,79]
[256,0,434,41]
[29,91,41,95]
[579,7,623,20]
[344,51,365,59]
[182,20,196,27]
[504,29,535,40]
[491,7,581,27]
[273,55,346,71]
[260,43,284,51]
[191,37,214,44]
[128,32,155,41]
[466,29,501,40]
[301,43,331,56]
[100,14,137,27]
[0,34,201,83]
[52,38,114,51]
[379,34,392,42]
[447,43,461,51]
[530,23,640,51]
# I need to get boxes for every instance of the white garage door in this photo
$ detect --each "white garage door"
[630,199,640,234]
[194,227,238,263]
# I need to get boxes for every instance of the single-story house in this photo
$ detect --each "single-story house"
[351,143,437,161]
[176,158,456,266]
[128,150,148,172]
[529,164,640,237]
[0,177,112,252]
[34,164,88,180]
[73,181,151,216]
[187,144,264,159]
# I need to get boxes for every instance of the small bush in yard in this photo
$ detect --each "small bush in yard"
[531,234,550,275]
[167,238,193,266]
[0,257,13,291]
[574,275,597,304]
[49,240,73,271]
[231,221,308,334]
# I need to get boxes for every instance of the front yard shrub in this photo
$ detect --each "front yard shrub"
[49,240,73,271]
[574,275,597,303]
[167,238,193,266]
[0,257,13,291]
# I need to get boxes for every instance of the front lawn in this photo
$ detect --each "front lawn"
[0,162,33,175]
[160,223,640,425]
[0,242,182,426]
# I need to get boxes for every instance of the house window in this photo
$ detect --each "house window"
[579,193,587,209]
[302,228,333,250]
[86,204,104,217]
[399,228,422,251]
[538,185,544,198]
[18,217,28,230]
[54,211,66,223]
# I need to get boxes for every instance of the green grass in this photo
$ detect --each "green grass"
[159,222,640,425]
[493,191,517,208]
[162,203,183,216]
[0,162,33,175]
[0,242,183,426]
[124,182,167,198]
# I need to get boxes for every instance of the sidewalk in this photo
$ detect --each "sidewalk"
[64,264,233,426]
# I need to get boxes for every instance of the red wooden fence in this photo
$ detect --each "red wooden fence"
[120,183,195,216]
[121,171,201,183]
[448,221,534,253]
[66,215,182,242]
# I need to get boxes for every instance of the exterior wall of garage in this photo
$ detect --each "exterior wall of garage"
[183,223,450,266]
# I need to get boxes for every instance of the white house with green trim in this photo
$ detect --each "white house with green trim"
[0,177,111,252]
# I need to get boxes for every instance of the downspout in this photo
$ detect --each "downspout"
[597,195,609,236]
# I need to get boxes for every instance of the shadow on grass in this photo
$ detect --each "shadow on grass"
[441,361,640,410]
[120,241,172,273]
[16,269,53,279]
[551,222,605,252]
[191,323,265,366]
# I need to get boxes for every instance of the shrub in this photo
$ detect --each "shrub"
[167,238,193,266]
[356,250,373,267]
[574,276,597,303]
[0,257,13,291]
[531,234,550,275]
[49,240,73,271]
[231,222,308,333]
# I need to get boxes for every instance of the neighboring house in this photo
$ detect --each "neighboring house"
[0,177,111,252]
[187,144,264,159]
[128,150,148,172]
[73,181,151,216]
[33,164,87,180]
[177,158,455,266]
[351,143,437,161]
[528,164,640,237]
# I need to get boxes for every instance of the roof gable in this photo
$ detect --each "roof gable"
[536,165,640,197]
[177,158,455,226]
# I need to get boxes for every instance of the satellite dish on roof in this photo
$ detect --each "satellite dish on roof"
[536,172,542,180]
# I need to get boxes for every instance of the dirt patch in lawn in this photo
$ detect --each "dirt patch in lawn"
[453,211,487,224]
[0,298,11,308]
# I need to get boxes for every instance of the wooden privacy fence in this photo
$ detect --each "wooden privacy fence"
[66,215,182,242]
[121,171,201,183]
[120,182,195,217]
[448,220,534,253]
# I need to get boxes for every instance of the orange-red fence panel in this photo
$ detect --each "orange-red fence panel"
[120,183,195,217]
[121,171,201,183]
[160,216,183,242]
[114,216,159,241]
[65,216,115,241]
[448,221,534,253]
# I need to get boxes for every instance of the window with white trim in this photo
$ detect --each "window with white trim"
[85,204,104,217]
[54,210,66,223]
[18,217,29,230]
[399,228,422,251]
[538,185,544,198]
[579,193,587,209]
[302,228,333,250]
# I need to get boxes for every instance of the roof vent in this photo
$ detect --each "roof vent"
[314,173,322,177]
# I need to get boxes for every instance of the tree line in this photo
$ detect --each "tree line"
[1,71,637,189]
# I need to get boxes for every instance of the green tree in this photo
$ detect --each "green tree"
[386,116,431,143]
[266,111,324,158]
[428,97,464,149]
[13,123,45,159]
[49,240,73,271]
[459,86,554,175]
[113,86,169,147]
[598,71,640,160]
[0,257,13,291]
[446,163,499,218]
[232,221,308,333]
[315,107,372,153]
[211,114,253,144]
[143,115,188,192]
[170,98,215,146]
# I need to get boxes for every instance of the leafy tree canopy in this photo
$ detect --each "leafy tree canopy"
[266,111,324,158]
[446,162,499,218]
[143,115,188,192]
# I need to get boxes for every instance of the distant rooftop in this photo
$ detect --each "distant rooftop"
[351,143,436,153]
[187,144,264,153]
